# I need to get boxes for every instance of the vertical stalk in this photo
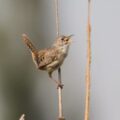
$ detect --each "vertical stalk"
[19,114,25,120]
[54,0,65,120]
[55,0,60,36]
[58,68,64,120]
[84,0,91,120]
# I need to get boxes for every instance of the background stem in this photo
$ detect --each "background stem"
[84,0,92,120]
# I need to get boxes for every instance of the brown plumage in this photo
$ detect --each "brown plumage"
[22,34,73,87]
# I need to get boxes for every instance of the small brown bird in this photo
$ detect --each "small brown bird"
[22,34,73,88]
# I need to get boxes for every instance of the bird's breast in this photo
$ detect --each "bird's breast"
[57,45,69,63]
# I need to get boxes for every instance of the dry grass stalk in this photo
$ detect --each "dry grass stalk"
[19,114,25,120]
[54,0,65,120]
[55,0,60,37]
[84,0,92,120]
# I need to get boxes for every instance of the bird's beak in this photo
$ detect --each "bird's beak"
[68,34,74,39]
[68,34,74,44]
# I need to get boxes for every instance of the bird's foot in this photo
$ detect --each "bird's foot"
[57,83,64,89]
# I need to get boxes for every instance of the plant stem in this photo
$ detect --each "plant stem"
[54,0,65,119]
[55,0,60,36]
[84,0,91,120]
[58,68,63,118]
[58,68,65,120]
[19,114,25,120]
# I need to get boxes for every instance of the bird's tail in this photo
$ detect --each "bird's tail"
[22,34,37,53]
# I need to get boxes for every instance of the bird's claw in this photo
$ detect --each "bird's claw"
[57,83,64,89]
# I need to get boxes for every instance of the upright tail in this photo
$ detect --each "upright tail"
[22,34,37,53]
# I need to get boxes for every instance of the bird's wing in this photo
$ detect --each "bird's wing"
[38,48,58,69]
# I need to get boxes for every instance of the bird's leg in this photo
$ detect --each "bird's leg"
[57,82,64,89]
[58,67,64,89]
[48,72,63,89]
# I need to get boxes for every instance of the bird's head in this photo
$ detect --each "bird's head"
[53,35,74,47]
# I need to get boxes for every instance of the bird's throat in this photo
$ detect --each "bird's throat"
[58,45,69,57]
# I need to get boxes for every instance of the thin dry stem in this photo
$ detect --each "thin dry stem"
[55,0,60,36]
[58,68,64,120]
[58,88,62,117]
[54,0,65,119]
[84,0,92,120]
[19,114,25,120]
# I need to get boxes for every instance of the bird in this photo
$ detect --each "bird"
[22,34,73,88]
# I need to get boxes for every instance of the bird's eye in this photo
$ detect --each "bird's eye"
[61,37,64,41]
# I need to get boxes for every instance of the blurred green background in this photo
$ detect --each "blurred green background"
[1,0,120,120]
